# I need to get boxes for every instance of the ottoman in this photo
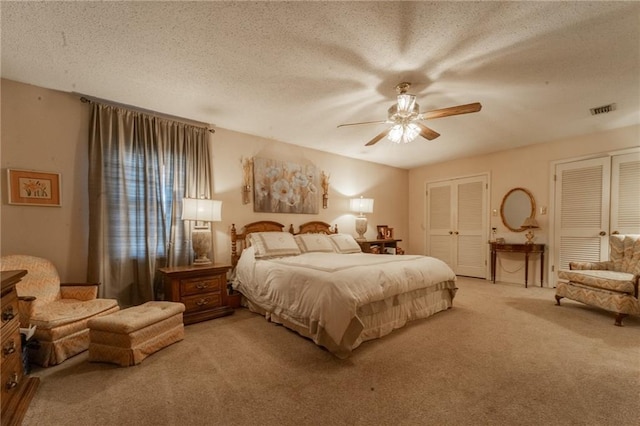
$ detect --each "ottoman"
[88,301,185,367]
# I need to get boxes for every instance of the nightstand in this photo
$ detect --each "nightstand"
[357,239,402,254]
[158,264,233,325]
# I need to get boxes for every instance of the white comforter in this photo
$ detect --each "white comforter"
[233,247,456,354]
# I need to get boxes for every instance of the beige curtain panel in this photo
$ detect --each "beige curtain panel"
[87,102,211,306]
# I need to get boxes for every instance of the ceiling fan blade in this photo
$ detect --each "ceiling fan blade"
[416,123,440,141]
[365,128,390,146]
[337,120,388,128]
[420,102,482,120]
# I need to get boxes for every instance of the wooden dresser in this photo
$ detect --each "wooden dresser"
[1,270,39,426]
[158,264,233,325]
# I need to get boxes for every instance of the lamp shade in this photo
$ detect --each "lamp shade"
[181,198,222,222]
[521,217,539,229]
[349,197,374,214]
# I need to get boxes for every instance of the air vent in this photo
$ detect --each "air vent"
[590,103,616,115]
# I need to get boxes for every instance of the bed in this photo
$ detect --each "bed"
[230,220,457,358]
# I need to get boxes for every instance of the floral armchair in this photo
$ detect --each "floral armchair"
[556,235,640,326]
[0,255,119,366]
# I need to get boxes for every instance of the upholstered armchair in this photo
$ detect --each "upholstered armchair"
[0,255,119,367]
[556,235,640,326]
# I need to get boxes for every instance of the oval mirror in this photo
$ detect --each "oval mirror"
[500,188,536,232]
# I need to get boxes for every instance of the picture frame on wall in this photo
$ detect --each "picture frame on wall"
[7,169,61,206]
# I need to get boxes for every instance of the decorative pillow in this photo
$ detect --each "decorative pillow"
[294,234,336,253]
[249,232,301,259]
[329,234,362,254]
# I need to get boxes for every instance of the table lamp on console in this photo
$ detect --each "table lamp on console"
[522,217,540,244]
[349,196,374,241]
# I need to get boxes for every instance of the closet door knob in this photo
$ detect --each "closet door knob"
[611,231,620,235]
[599,231,606,236]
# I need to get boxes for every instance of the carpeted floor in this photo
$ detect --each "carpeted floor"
[22,277,640,426]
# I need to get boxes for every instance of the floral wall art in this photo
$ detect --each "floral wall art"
[7,169,61,206]
[253,157,319,214]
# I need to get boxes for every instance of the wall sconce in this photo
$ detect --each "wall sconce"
[522,217,539,244]
[182,198,222,265]
[321,171,330,209]
[241,157,253,204]
[349,196,374,241]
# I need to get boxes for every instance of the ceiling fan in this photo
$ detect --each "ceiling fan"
[337,82,482,146]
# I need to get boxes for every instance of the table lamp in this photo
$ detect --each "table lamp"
[182,198,222,265]
[522,217,539,244]
[349,196,374,241]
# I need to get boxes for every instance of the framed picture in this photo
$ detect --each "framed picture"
[377,225,388,240]
[252,157,319,214]
[7,169,61,206]
[384,228,394,239]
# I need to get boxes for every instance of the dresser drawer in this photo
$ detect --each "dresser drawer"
[1,320,20,366]
[180,275,224,297]
[181,292,222,313]
[1,340,23,403]
[1,288,18,328]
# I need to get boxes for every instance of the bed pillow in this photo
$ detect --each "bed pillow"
[249,231,301,259]
[294,234,336,253]
[329,234,362,254]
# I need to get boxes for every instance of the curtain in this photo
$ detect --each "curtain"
[87,103,211,306]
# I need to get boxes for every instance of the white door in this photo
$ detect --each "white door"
[552,152,640,285]
[427,175,487,278]
[610,152,640,235]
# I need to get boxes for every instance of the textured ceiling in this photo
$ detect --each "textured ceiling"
[2,1,639,169]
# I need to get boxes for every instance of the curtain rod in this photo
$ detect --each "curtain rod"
[78,95,215,134]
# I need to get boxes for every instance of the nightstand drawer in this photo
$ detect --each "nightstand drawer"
[182,293,222,312]
[158,264,233,325]
[180,275,224,297]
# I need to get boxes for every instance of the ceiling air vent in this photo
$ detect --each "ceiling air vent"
[590,103,616,115]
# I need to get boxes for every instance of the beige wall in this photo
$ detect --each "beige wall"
[408,124,640,284]
[3,78,637,285]
[0,79,408,281]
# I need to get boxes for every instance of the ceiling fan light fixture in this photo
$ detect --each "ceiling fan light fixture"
[396,94,416,115]
[388,123,420,144]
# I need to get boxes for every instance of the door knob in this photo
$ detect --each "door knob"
[599,231,606,236]
[611,231,620,235]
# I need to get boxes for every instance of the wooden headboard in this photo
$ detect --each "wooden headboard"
[230,220,339,267]
[231,221,288,266]
[294,221,338,235]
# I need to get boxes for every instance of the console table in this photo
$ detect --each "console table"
[489,242,545,288]
[357,239,402,254]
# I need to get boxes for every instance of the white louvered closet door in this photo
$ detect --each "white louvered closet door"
[427,182,454,268]
[554,157,610,278]
[610,152,640,235]
[553,152,640,286]
[427,175,487,278]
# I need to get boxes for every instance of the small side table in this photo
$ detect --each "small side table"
[158,264,233,325]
